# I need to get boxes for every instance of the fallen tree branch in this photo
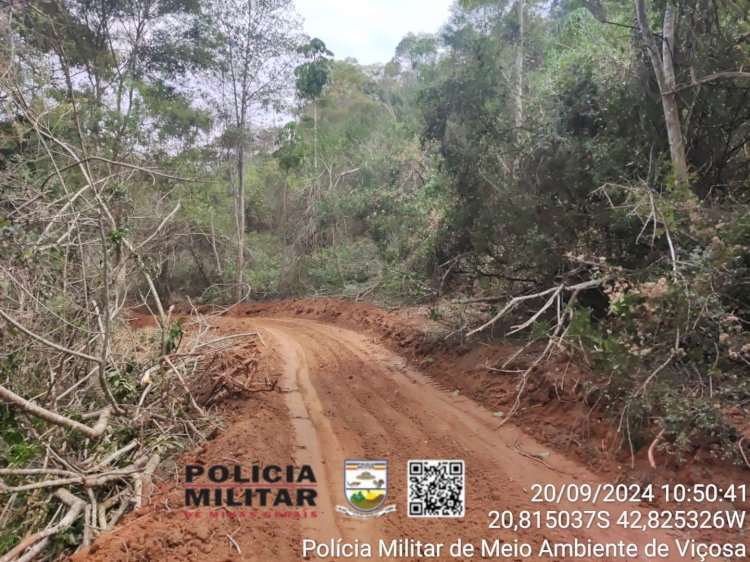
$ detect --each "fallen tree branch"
[87,440,140,471]
[191,332,261,350]
[496,283,591,426]
[635,352,674,396]
[0,308,101,364]
[506,285,564,335]
[133,453,161,509]
[739,437,750,471]
[0,455,150,494]
[15,537,50,562]
[0,488,86,562]
[466,279,603,337]
[0,385,111,439]
[163,357,206,416]
[97,494,122,531]
[648,428,666,469]
[0,468,78,477]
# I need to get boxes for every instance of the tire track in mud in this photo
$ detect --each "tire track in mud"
[257,317,706,562]
[75,310,727,562]
[263,324,386,559]
[267,320,528,552]
[262,325,344,545]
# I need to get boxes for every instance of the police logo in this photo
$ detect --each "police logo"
[335,460,396,519]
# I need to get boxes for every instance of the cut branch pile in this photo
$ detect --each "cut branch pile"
[465,278,607,423]
[0,308,268,561]
[162,327,274,408]
[0,49,270,559]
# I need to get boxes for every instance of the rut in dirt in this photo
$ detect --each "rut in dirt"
[73,310,724,562]
[248,316,693,561]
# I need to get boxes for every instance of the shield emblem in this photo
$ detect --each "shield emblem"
[344,460,387,512]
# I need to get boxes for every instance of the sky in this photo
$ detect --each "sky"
[294,0,454,65]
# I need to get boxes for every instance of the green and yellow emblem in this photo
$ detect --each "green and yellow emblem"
[344,460,387,512]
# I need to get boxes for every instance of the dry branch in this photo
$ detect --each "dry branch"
[739,437,750,471]
[466,279,603,337]
[647,428,666,469]
[87,440,140,471]
[0,308,101,364]
[0,23,223,559]
[0,489,86,562]
[0,457,152,494]
[133,454,161,509]
[0,385,111,439]
[163,357,206,416]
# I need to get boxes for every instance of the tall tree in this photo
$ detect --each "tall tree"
[207,0,301,300]
[634,0,689,191]
[295,38,334,170]
[514,0,524,129]
[459,0,525,129]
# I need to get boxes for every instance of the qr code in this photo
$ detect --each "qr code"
[407,460,465,518]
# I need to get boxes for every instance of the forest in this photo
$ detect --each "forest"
[1,0,749,559]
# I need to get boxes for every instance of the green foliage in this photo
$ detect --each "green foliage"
[305,240,382,292]
[108,372,137,402]
[274,123,305,171]
[107,226,129,244]
[379,268,434,302]
[163,317,185,355]
[244,233,287,297]
[4,0,748,498]
[295,38,334,100]
[199,284,236,304]
[394,32,438,69]
[0,405,44,466]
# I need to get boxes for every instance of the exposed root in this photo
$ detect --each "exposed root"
[647,428,666,469]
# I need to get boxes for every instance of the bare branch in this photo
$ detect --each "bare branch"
[137,202,182,250]
[0,308,101,364]
[40,156,203,189]
[666,71,750,94]
[466,280,603,337]
[0,385,112,439]
[0,489,86,562]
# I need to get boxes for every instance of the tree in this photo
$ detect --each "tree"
[459,0,525,129]
[16,0,212,158]
[207,0,302,300]
[394,32,438,70]
[514,0,524,129]
[295,38,334,171]
[634,0,690,191]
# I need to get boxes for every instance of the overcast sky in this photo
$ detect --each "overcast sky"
[294,0,454,65]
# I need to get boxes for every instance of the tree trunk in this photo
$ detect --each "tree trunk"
[281,178,287,229]
[313,98,318,170]
[236,132,246,302]
[659,2,689,189]
[635,0,690,190]
[515,0,524,130]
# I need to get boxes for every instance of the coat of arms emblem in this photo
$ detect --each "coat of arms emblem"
[335,460,396,519]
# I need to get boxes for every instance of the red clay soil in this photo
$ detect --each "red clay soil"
[71,298,749,562]
[233,299,750,492]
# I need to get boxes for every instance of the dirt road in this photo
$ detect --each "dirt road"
[76,307,737,561]
[260,317,690,560]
